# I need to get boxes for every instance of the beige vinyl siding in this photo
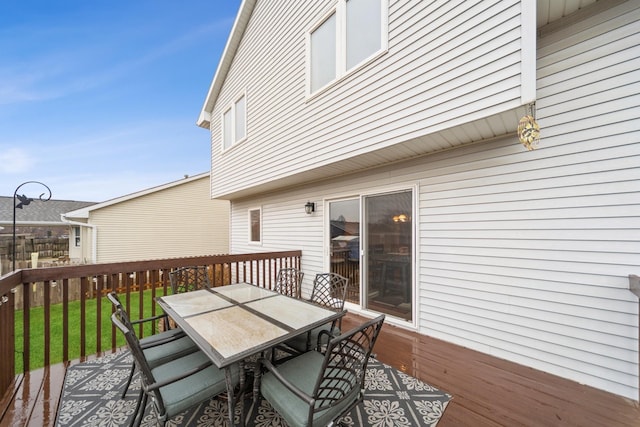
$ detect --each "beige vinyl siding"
[228,2,639,399]
[89,177,229,263]
[210,0,528,198]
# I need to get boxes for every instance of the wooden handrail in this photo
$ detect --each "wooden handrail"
[0,251,301,400]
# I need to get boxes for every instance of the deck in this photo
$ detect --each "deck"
[1,312,638,426]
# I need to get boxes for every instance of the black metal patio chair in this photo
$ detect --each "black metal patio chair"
[169,265,212,294]
[111,310,240,427]
[107,292,198,398]
[257,314,385,427]
[280,272,349,356]
[274,267,304,299]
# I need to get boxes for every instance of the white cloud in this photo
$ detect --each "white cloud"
[0,147,34,173]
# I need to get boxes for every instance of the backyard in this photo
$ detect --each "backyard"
[13,288,168,373]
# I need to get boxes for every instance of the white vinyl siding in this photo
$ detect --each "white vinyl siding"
[226,1,640,400]
[210,0,526,199]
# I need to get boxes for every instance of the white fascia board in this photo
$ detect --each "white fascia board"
[197,0,257,129]
[521,0,537,105]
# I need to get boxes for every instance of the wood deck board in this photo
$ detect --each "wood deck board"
[2,312,639,426]
[341,314,639,427]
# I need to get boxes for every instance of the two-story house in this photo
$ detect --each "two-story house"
[198,0,639,401]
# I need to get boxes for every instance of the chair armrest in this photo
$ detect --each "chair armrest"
[144,359,214,392]
[130,313,168,325]
[259,357,314,405]
[315,329,334,352]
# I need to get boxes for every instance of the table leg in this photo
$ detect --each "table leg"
[225,361,243,427]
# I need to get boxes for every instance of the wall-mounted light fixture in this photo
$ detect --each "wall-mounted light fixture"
[305,201,315,214]
[392,213,409,223]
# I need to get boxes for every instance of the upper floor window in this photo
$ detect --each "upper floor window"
[222,93,247,150]
[309,0,387,94]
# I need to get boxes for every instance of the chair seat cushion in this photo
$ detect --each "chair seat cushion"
[261,351,359,427]
[152,351,240,417]
[143,334,198,368]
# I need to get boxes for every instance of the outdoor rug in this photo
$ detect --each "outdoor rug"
[56,351,451,426]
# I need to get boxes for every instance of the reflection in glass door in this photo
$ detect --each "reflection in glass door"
[364,191,412,321]
[328,199,360,304]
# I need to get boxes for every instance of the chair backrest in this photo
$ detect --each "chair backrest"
[107,292,135,332]
[274,268,304,298]
[309,273,348,311]
[111,310,167,413]
[169,266,212,294]
[309,314,385,422]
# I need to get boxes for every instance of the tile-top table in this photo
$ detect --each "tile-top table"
[157,282,345,367]
[155,282,346,424]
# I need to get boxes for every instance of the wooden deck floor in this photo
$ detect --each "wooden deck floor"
[1,312,638,426]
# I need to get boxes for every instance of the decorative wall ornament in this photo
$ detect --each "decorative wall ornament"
[518,103,540,151]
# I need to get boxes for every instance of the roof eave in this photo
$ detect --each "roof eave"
[197,0,256,129]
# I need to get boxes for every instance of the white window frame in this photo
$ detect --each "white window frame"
[306,0,388,97]
[248,207,262,245]
[73,226,81,247]
[221,91,247,151]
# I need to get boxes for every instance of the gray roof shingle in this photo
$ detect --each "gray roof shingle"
[0,196,96,225]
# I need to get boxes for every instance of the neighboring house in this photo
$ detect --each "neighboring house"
[0,197,96,270]
[197,0,639,401]
[62,173,230,264]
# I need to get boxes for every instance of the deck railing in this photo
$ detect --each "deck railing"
[0,251,301,399]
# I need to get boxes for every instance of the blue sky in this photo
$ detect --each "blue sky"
[0,0,241,202]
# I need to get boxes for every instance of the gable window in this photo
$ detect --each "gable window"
[309,0,387,94]
[222,93,247,150]
[249,207,261,244]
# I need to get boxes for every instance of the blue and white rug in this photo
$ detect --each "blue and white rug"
[56,351,451,426]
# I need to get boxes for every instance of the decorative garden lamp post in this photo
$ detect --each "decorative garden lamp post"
[12,181,52,271]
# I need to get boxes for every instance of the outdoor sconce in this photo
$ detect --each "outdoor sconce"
[305,201,315,214]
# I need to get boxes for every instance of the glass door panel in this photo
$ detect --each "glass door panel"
[364,191,412,321]
[328,199,360,304]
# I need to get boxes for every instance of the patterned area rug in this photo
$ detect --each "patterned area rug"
[56,351,451,426]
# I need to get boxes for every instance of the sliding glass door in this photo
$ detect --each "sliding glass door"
[327,190,413,322]
[328,199,360,304]
[364,191,413,321]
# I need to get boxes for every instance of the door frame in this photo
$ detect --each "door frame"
[323,184,418,327]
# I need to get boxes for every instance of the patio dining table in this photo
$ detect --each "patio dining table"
[155,282,346,426]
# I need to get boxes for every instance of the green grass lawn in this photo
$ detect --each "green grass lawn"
[14,288,170,373]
